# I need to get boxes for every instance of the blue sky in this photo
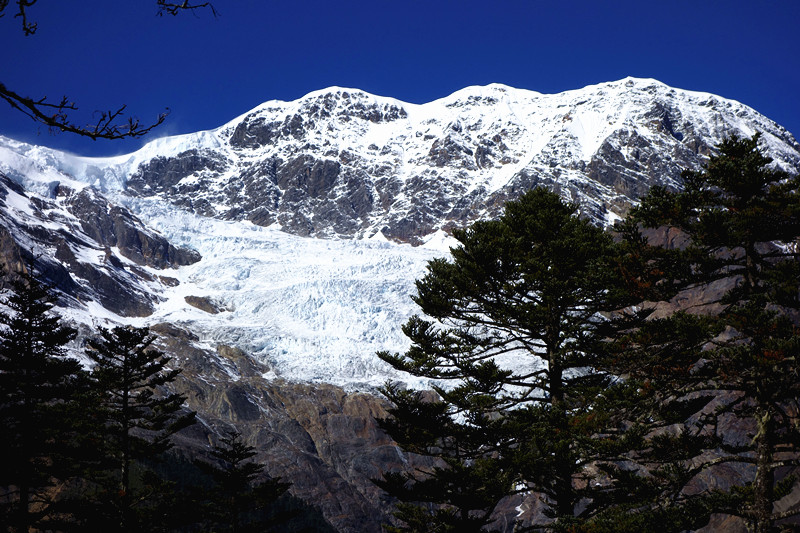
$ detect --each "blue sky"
[1,0,798,157]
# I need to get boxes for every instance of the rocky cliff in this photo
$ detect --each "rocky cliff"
[0,172,199,316]
[150,323,430,533]
[109,78,800,244]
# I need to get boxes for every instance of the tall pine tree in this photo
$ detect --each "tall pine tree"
[195,431,291,533]
[83,325,195,532]
[377,189,649,531]
[0,270,81,533]
[595,134,800,532]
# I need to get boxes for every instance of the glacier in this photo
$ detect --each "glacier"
[118,194,453,389]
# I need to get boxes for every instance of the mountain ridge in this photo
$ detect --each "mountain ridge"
[1,77,800,532]
[1,77,799,388]
[6,77,798,244]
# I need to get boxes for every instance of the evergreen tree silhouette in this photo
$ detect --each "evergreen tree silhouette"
[196,431,291,533]
[83,325,195,532]
[0,271,80,532]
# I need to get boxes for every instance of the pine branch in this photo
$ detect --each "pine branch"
[771,507,800,522]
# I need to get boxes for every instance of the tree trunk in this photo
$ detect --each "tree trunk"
[19,339,32,533]
[18,472,29,533]
[548,352,573,518]
[752,404,774,533]
[121,384,130,532]
[744,240,758,296]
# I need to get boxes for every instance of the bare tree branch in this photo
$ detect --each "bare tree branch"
[1,1,215,139]
[0,0,217,31]
[0,0,38,34]
[17,0,38,35]
[0,83,169,140]
[156,0,218,17]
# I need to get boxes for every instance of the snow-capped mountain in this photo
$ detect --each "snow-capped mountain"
[2,77,800,532]
[1,77,799,389]
[122,77,799,240]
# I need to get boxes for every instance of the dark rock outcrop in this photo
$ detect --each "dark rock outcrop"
[0,174,199,316]
[184,295,227,314]
[128,149,230,195]
[64,187,201,268]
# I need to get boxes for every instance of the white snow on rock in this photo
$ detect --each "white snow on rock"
[0,77,798,390]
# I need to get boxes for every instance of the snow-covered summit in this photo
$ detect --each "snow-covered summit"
[25,76,794,243]
[7,77,798,241]
[0,78,798,388]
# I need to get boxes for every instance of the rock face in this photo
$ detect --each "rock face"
[184,295,227,314]
[0,172,199,316]
[151,324,429,533]
[92,78,800,244]
[64,186,201,269]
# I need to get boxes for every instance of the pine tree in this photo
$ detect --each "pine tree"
[597,134,800,532]
[83,325,195,532]
[196,431,291,533]
[0,270,81,532]
[377,189,648,530]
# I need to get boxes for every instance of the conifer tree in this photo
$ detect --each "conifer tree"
[596,134,800,532]
[83,325,195,532]
[196,431,291,533]
[377,189,649,530]
[0,270,81,533]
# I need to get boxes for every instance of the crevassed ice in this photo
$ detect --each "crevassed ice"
[116,193,452,390]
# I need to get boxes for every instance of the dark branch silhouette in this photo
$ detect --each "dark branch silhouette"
[1,1,215,140]
[0,83,170,140]
[0,0,39,35]
[157,0,219,17]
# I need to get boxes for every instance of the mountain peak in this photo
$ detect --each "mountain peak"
[5,78,798,243]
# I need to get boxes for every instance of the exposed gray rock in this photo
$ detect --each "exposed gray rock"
[150,324,433,533]
[184,295,226,314]
[116,80,800,245]
[128,149,230,194]
[230,114,307,149]
[63,186,201,268]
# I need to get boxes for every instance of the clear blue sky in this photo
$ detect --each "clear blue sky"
[1,0,798,157]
